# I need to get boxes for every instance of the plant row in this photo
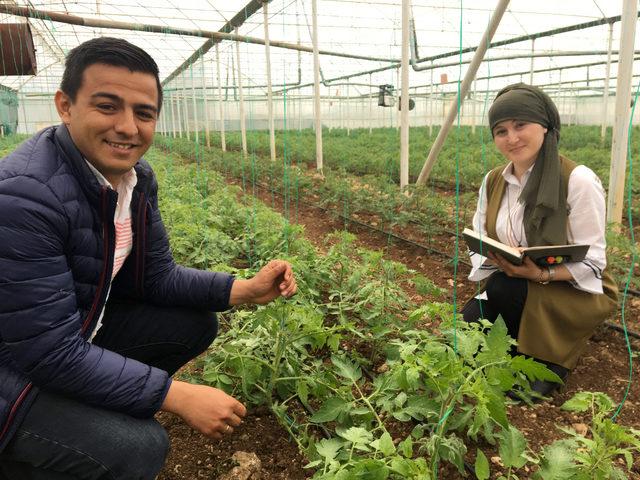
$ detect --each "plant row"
[153,134,639,292]
[146,146,640,480]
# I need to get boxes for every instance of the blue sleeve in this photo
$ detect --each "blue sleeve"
[130,177,235,311]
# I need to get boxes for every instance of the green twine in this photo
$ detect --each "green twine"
[611,78,639,422]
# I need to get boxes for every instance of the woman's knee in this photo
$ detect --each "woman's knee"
[485,272,527,302]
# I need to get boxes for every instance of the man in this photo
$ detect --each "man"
[0,37,296,479]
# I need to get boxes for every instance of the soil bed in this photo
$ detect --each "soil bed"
[158,174,639,479]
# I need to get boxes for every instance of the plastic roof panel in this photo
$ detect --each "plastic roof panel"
[0,0,636,97]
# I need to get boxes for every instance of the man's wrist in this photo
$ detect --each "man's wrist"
[229,278,251,306]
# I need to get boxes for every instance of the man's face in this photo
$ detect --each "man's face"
[55,63,159,186]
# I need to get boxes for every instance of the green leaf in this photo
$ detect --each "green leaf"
[405,366,421,389]
[338,426,373,447]
[311,397,349,423]
[477,316,511,363]
[498,426,528,469]
[512,356,561,382]
[561,391,614,414]
[486,389,509,429]
[316,438,344,461]
[394,392,408,408]
[378,432,395,456]
[331,355,362,382]
[296,382,309,406]
[217,373,234,385]
[475,449,490,480]
[390,457,413,477]
[560,392,591,412]
[535,442,576,480]
[350,459,390,480]
[327,334,340,351]
[437,435,467,473]
[398,436,413,458]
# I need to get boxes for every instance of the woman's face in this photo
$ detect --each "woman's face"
[492,119,547,170]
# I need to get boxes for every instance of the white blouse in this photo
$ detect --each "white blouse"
[468,163,608,294]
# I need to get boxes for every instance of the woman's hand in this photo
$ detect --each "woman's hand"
[488,252,543,282]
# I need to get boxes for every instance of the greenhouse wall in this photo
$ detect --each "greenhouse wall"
[0,87,18,135]
[15,92,640,135]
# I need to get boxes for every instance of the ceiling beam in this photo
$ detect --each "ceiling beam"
[161,0,266,87]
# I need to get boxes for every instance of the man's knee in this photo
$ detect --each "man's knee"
[187,309,218,354]
[106,420,169,479]
[0,418,169,480]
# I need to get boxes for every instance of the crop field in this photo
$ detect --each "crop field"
[2,129,639,479]
[150,125,640,479]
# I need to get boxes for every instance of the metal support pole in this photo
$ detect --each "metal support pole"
[175,92,184,138]
[396,68,401,130]
[311,0,323,171]
[601,22,614,145]
[181,82,190,140]
[190,68,200,145]
[346,82,351,135]
[235,27,248,157]
[557,69,563,121]
[400,0,410,191]
[215,43,226,152]
[429,63,434,136]
[339,87,344,130]
[263,2,276,161]
[170,93,177,138]
[471,81,477,134]
[416,0,510,185]
[201,57,211,148]
[369,73,373,134]
[529,38,535,84]
[608,0,637,224]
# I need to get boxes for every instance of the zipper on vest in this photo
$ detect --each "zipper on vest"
[135,193,147,297]
[81,187,115,335]
[0,383,33,445]
[1,189,116,446]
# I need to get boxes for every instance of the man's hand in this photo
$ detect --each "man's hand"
[161,380,246,440]
[229,260,297,306]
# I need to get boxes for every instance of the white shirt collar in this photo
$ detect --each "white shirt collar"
[501,162,535,187]
[84,160,138,193]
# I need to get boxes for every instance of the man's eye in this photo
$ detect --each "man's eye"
[97,104,115,111]
[137,111,156,120]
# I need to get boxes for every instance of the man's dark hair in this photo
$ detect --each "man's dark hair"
[60,37,163,111]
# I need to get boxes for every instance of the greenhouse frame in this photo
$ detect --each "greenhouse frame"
[0,1,638,479]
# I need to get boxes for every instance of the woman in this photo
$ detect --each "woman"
[463,83,618,397]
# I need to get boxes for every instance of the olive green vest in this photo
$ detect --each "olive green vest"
[484,157,617,369]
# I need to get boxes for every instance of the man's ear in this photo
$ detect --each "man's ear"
[54,90,72,125]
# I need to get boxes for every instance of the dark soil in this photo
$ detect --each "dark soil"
[158,175,640,479]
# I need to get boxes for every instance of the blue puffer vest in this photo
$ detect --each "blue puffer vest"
[0,125,234,451]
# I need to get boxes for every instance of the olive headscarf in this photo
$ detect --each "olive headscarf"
[488,83,566,247]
